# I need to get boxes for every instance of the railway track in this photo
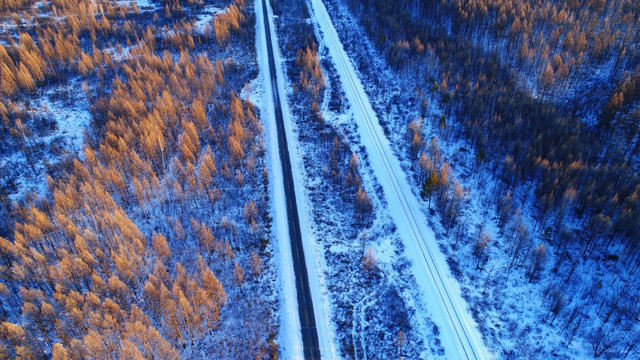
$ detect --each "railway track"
[306,0,488,358]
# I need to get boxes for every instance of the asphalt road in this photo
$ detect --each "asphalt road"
[260,0,321,358]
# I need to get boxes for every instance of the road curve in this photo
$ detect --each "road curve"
[259,0,321,358]
[306,0,489,359]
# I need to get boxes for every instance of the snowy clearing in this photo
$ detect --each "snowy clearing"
[194,5,222,33]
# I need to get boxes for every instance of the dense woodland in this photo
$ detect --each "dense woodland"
[0,0,278,358]
[345,0,640,258]
[332,0,640,357]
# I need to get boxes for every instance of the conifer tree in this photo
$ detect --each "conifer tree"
[421,171,438,209]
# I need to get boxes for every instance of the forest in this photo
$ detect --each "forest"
[324,0,640,357]
[0,0,278,358]
[2,0,640,358]
[344,0,640,249]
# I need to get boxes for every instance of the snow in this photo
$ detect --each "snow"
[110,0,158,12]
[3,84,91,201]
[37,87,91,155]
[135,0,155,9]
[306,0,491,359]
[194,5,222,33]
[104,45,135,61]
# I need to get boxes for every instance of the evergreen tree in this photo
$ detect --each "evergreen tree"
[421,171,438,209]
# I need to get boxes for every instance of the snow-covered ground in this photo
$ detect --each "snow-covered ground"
[37,86,91,155]
[306,0,490,358]
[1,84,91,201]
[134,0,155,9]
[194,5,222,33]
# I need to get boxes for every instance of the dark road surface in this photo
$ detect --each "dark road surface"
[260,0,321,358]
